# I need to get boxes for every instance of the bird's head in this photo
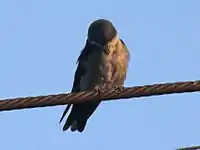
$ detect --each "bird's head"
[87,19,119,54]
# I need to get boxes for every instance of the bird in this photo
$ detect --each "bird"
[59,19,130,132]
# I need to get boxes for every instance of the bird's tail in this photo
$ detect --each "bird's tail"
[63,117,87,132]
[61,101,101,132]
[61,110,87,132]
[59,104,87,132]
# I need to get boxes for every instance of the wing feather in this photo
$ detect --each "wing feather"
[59,41,92,124]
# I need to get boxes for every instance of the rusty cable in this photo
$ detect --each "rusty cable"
[0,80,200,112]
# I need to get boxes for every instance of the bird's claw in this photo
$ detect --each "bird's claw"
[94,86,124,98]
[114,86,124,94]
[94,86,106,99]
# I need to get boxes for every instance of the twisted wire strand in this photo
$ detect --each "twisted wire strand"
[0,80,200,112]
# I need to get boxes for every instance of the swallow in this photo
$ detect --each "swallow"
[59,19,130,132]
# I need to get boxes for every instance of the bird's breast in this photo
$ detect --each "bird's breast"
[80,41,128,91]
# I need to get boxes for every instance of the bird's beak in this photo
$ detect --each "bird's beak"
[90,40,110,55]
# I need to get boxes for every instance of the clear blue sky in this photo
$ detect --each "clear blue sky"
[0,0,200,150]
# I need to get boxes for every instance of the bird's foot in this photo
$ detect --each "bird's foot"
[114,86,124,95]
[94,86,106,99]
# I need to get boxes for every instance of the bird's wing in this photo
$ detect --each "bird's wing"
[59,42,91,123]
[59,64,85,123]
[62,43,103,132]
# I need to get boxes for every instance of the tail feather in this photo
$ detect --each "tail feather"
[70,121,78,131]
[63,115,87,132]
[63,112,74,131]
[59,104,71,123]
[77,120,87,132]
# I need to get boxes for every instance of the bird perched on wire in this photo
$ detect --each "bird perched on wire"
[59,19,130,132]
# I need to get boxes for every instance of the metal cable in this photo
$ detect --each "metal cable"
[0,80,200,112]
